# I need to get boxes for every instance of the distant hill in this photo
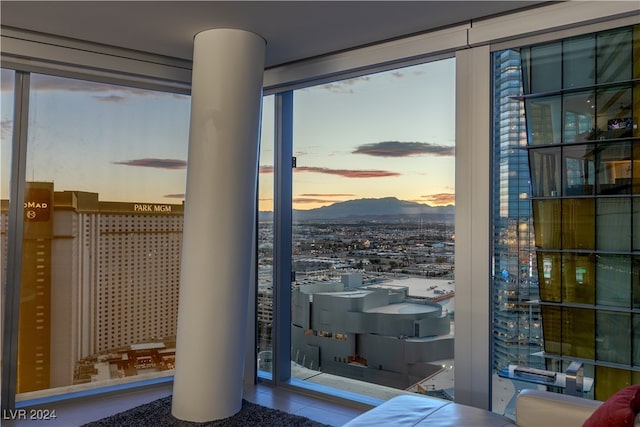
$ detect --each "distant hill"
[259,197,454,222]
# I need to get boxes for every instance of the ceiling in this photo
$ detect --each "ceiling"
[0,1,548,68]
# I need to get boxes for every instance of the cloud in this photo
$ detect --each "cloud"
[164,193,185,199]
[260,165,274,174]
[316,76,371,94]
[114,158,187,170]
[353,141,454,158]
[392,71,404,78]
[261,165,397,178]
[296,166,400,178]
[421,193,455,206]
[1,78,14,92]
[23,74,183,101]
[293,197,338,205]
[300,193,355,197]
[28,75,145,94]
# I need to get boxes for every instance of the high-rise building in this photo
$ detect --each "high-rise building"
[524,24,640,400]
[1,183,184,391]
[492,49,543,372]
[16,182,54,392]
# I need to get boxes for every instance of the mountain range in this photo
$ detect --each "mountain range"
[259,197,454,222]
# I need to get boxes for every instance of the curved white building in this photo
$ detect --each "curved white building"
[292,276,454,389]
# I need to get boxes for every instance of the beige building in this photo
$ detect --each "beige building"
[1,183,184,391]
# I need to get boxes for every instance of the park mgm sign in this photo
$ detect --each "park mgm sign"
[18,182,184,219]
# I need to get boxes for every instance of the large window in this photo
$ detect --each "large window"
[0,69,14,201]
[257,95,275,374]
[1,69,16,380]
[3,70,277,403]
[9,73,191,398]
[290,59,456,400]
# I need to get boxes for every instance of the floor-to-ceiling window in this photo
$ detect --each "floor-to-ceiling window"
[257,95,275,375]
[1,69,16,381]
[289,59,456,401]
[2,67,277,404]
[0,69,14,200]
[11,73,190,398]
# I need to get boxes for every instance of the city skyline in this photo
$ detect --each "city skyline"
[2,59,455,211]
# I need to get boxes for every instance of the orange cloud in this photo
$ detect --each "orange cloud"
[293,198,338,205]
[296,166,400,178]
[421,193,455,206]
[300,193,355,197]
[260,165,274,174]
[261,165,398,178]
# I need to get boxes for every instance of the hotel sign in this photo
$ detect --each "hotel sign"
[24,188,51,222]
[134,204,172,213]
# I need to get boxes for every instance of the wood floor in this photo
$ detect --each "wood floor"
[3,381,370,427]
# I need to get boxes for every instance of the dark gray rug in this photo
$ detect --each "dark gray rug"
[82,396,332,426]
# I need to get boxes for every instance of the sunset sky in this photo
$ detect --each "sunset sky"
[1,58,455,210]
[262,58,455,210]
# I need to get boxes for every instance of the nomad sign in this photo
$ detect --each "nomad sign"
[24,188,51,222]
[134,204,172,213]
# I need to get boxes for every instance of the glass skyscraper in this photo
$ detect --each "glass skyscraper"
[523,24,640,401]
[492,49,543,373]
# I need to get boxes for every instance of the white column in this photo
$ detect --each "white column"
[454,45,491,410]
[172,28,265,423]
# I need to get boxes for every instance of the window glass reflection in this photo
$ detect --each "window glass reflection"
[597,85,633,139]
[563,91,596,142]
[597,27,633,84]
[563,35,596,88]
[597,311,630,365]
[562,253,595,304]
[563,144,595,196]
[537,252,561,302]
[562,198,595,250]
[525,96,561,145]
[596,198,631,251]
[634,314,640,366]
[595,366,633,401]
[529,147,560,196]
[532,200,560,249]
[596,142,631,195]
[562,307,594,359]
[596,254,631,308]
[541,306,561,354]
[530,43,562,93]
[633,142,640,193]
[634,257,640,309]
